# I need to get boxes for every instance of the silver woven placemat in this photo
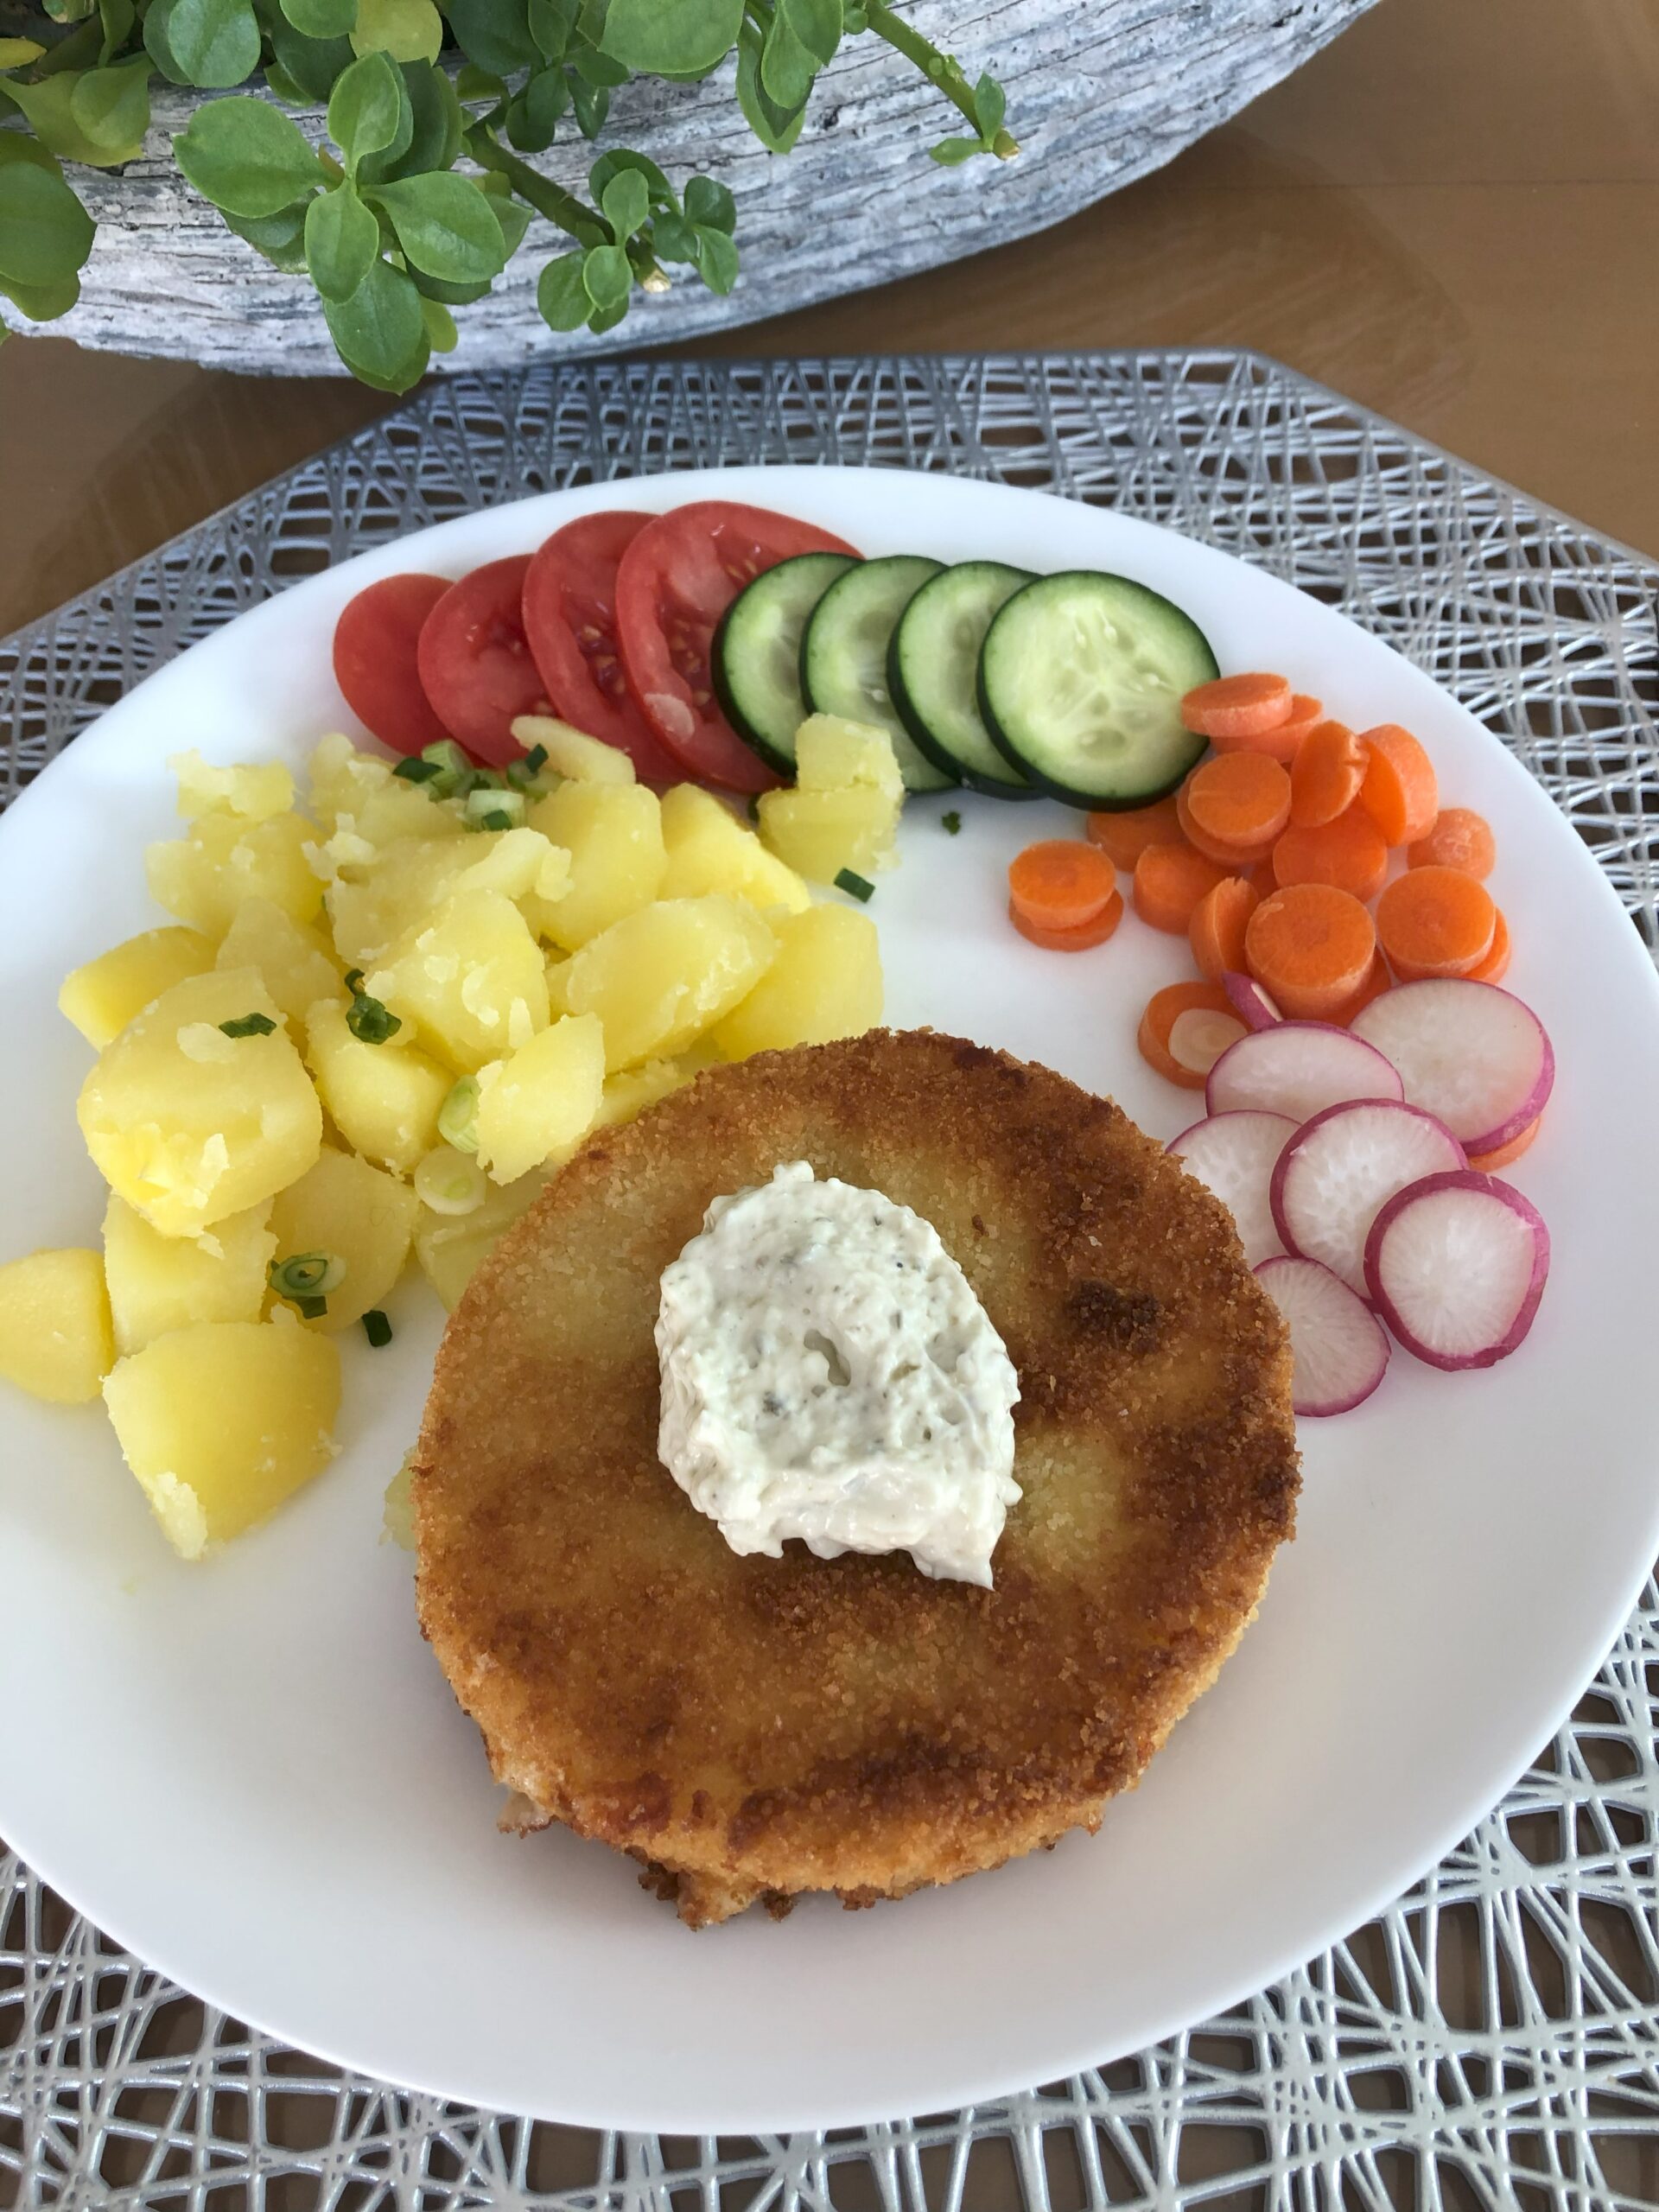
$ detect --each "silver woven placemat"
[3,352,1657,2210]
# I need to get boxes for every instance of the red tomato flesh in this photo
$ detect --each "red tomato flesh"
[416,556,546,767]
[520,511,679,781]
[614,501,861,791]
[332,574,453,757]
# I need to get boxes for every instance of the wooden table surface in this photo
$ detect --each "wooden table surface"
[2,0,1656,639]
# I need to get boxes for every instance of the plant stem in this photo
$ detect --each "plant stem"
[465,125,608,250]
[861,0,1018,156]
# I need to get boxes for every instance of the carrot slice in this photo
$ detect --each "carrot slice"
[1184,752,1292,851]
[1179,673,1293,742]
[1177,782,1279,868]
[1376,865,1496,979]
[1464,906,1510,983]
[1407,807,1497,880]
[1328,953,1392,1026]
[1007,840,1117,931]
[1289,720,1367,830]
[1189,874,1262,982]
[1468,1110,1540,1172]
[1138,981,1243,1090]
[1211,692,1324,762]
[1357,724,1439,846]
[1270,808,1389,904]
[1085,794,1183,870]
[1131,842,1230,933]
[1008,890,1124,951]
[1245,882,1377,1020]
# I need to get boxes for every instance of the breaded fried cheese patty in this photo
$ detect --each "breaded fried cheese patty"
[412,1030,1300,1926]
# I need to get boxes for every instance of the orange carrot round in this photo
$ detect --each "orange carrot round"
[1329,953,1392,1026]
[1085,794,1183,870]
[1270,808,1389,904]
[1179,672,1292,742]
[1007,840,1117,931]
[1376,865,1496,979]
[1357,724,1439,846]
[1211,692,1324,762]
[1465,906,1511,983]
[1245,882,1377,1019]
[1008,890,1124,951]
[1131,842,1230,934]
[1177,782,1278,868]
[1138,981,1243,1090]
[1189,875,1262,982]
[1184,752,1292,850]
[1408,807,1497,880]
[1289,720,1367,830]
[1467,1111,1540,1172]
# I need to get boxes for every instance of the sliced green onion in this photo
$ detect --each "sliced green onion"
[219,1012,276,1038]
[437,1075,480,1154]
[392,757,444,785]
[361,1308,393,1348]
[511,741,549,782]
[941,810,963,836]
[418,740,474,797]
[270,1251,345,1312]
[465,786,525,830]
[294,1294,328,1320]
[344,968,365,994]
[835,868,875,903]
[346,988,401,1045]
[414,1146,489,1217]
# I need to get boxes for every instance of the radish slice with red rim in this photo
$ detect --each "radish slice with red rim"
[1270,1099,1466,1294]
[1223,970,1281,1032]
[1169,1110,1296,1268]
[1255,1255,1391,1416]
[1350,979,1554,1155]
[1363,1170,1550,1370]
[1206,1020,1402,1124]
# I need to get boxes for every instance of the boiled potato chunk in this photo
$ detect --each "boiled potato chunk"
[268,1145,419,1332]
[327,830,569,969]
[59,926,217,1049]
[170,750,295,823]
[0,1248,113,1403]
[512,714,636,784]
[216,897,342,1027]
[524,783,665,950]
[594,1053,699,1129]
[474,1012,605,1185]
[78,969,322,1238]
[304,1000,448,1176]
[102,1317,340,1559]
[796,714,906,804]
[147,809,323,937]
[713,906,883,1059]
[562,897,776,1071]
[416,1169,547,1310]
[308,734,466,849]
[365,889,548,1073]
[103,1194,275,1356]
[755,785,900,884]
[658,785,810,914]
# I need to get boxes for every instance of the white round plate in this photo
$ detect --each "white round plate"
[2,467,1656,2135]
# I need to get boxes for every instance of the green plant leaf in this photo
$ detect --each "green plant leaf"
[683,173,734,232]
[417,291,456,349]
[0,156,95,286]
[351,0,440,62]
[759,1,815,110]
[0,268,81,319]
[505,62,565,149]
[0,36,46,66]
[536,247,588,328]
[97,0,135,62]
[360,58,461,181]
[67,56,153,162]
[280,0,355,35]
[322,249,427,386]
[693,220,736,293]
[45,0,99,23]
[649,206,696,261]
[527,0,575,60]
[175,93,326,215]
[0,133,63,175]
[263,59,307,99]
[597,0,739,74]
[445,0,537,75]
[369,168,505,281]
[3,69,143,163]
[586,292,626,334]
[779,0,838,65]
[223,198,310,267]
[599,166,645,241]
[972,70,1003,141]
[304,176,378,296]
[454,65,505,103]
[155,0,262,87]
[580,237,627,309]
[327,47,403,167]
[260,5,356,100]
[589,146,672,208]
[734,15,804,152]
[569,38,626,86]
[927,133,981,166]
[566,65,606,135]
[489,190,530,255]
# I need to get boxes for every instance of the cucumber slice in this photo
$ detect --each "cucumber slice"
[979,571,1217,809]
[888,561,1036,798]
[800,555,957,791]
[711,552,858,775]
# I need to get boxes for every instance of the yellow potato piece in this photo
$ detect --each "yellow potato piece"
[146,809,323,937]
[78,969,322,1238]
[511,714,636,784]
[713,905,884,1059]
[327,829,569,969]
[415,1168,547,1311]
[365,887,549,1073]
[474,1013,606,1185]
[216,897,343,1027]
[658,784,810,914]
[104,1193,275,1356]
[308,734,467,849]
[755,785,899,885]
[169,750,296,823]
[102,1317,340,1560]
[594,1053,700,1129]
[561,896,776,1071]
[0,1248,112,1404]
[524,782,665,950]
[59,925,217,1050]
[304,999,449,1176]
[794,714,906,803]
[268,1144,419,1332]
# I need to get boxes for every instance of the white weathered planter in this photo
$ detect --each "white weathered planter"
[53,0,1375,373]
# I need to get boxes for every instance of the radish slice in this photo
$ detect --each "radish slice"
[1350,979,1554,1155]
[1223,971,1281,1032]
[1167,1007,1247,1077]
[1169,1110,1297,1267]
[1363,1170,1550,1370]
[1270,1100,1466,1294]
[1255,1255,1391,1415]
[1206,1020,1403,1124]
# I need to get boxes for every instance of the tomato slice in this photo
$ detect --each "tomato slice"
[416,556,547,767]
[520,512,680,781]
[332,574,454,757]
[614,501,861,791]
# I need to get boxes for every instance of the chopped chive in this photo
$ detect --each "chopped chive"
[478,808,513,832]
[219,1012,276,1038]
[392,757,443,784]
[346,989,401,1045]
[294,1294,328,1320]
[941,810,963,836]
[505,741,549,791]
[343,968,365,994]
[835,868,874,903]
[362,1309,393,1348]
[746,797,761,825]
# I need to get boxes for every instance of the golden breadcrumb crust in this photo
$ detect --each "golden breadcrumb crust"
[412,1030,1299,1925]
